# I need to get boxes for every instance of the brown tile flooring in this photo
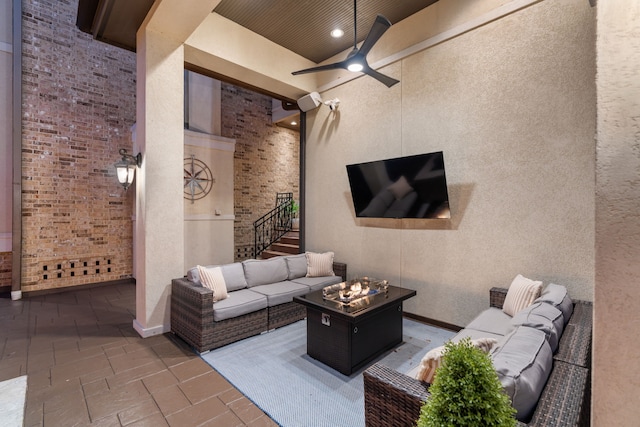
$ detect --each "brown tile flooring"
[0,282,278,427]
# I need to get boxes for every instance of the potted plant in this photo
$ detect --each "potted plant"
[290,200,299,230]
[416,338,516,427]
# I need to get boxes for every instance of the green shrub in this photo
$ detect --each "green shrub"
[416,338,517,427]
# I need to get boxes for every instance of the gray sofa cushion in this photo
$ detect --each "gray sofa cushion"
[212,289,268,322]
[465,307,515,337]
[187,262,248,292]
[491,326,553,421]
[242,257,289,288]
[450,327,505,343]
[511,302,564,352]
[285,254,308,280]
[291,275,342,291]
[535,283,573,325]
[250,281,310,306]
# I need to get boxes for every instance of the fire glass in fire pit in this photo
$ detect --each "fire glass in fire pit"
[322,277,389,306]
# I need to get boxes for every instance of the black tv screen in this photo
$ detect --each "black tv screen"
[346,151,450,219]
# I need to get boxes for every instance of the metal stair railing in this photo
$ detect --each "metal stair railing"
[254,193,293,258]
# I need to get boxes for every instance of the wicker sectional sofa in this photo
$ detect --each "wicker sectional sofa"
[363,286,592,427]
[171,254,347,353]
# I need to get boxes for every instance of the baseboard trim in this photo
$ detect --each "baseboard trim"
[133,319,170,338]
[23,278,135,297]
[404,311,463,332]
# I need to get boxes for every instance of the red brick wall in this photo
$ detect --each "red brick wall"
[221,84,300,261]
[21,0,136,291]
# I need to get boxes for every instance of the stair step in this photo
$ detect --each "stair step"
[271,243,300,254]
[279,236,299,245]
[260,250,293,259]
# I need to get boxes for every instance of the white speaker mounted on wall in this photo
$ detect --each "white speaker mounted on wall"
[297,92,322,112]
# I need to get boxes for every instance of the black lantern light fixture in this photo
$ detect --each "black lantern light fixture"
[114,148,142,190]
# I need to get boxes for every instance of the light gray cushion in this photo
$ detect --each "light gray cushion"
[249,281,309,306]
[451,327,505,343]
[242,257,289,288]
[212,289,267,322]
[535,283,573,325]
[285,254,308,280]
[187,262,248,292]
[511,302,564,352]
[291,275,342,291]
[491,326,553,422]
[465,308,515,337]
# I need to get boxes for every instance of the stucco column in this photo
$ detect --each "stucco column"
[134,27,185,337]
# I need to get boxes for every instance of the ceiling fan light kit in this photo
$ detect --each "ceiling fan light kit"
[292,0,399,88]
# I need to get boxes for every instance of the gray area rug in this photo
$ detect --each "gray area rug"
[201,318,454,427]
[0,375,27,427]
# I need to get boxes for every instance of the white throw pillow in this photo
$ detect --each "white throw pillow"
[197,265,228,302]
[416,338,498,384]
[502,274,543,317]
[306,252,335,277]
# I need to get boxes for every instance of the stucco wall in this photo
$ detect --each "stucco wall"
[593,0,640,424]
[305,0,596,327]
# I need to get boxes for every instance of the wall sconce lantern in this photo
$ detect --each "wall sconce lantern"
[114,148,142,190]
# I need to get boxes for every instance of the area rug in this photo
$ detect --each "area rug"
[0,375,27,427]
[201,319,454,427]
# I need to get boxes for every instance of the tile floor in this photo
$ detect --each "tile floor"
[0,282,278,426]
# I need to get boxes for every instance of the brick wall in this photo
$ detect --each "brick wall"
[221,84,300,261]
[0,252,10,289]
[17,0,299,291]
[21,0,136,292]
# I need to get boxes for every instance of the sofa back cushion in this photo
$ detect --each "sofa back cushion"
[491,326,553,422]
[285,254,308,280]
[242,257,289,287]
[534,283,573,325]
[511,302,564,352]
[187,262,248,292]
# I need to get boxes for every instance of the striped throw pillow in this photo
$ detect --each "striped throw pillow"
[305,252,335,277]
[197,265,229,302]
[502,274,543,316]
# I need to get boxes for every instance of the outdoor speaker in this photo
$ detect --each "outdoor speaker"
[297,92,322,112]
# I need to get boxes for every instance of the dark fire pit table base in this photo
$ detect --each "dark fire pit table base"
[294,285,416,376]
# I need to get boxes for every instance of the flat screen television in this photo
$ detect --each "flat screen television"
[346,151,450,219]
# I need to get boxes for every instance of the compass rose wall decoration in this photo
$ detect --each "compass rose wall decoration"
[184,155,215,203]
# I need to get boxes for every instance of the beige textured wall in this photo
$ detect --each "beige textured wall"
[306,0,596,327]
[593,0,640,424]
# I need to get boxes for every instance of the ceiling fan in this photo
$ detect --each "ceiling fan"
[291,0,399,88]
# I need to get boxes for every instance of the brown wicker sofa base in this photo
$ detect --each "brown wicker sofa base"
[363,287,592,427]
[171,261,348,353]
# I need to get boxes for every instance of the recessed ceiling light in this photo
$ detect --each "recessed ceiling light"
[330,28,344,38]
[291,121,297,126]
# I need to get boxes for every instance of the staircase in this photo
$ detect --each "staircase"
[260,231,300,259]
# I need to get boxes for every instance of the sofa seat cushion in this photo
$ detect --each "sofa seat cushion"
[511,302,564,352]
[250,281,310,307]
[243,257,289,287]
[188,262,248,292]
[491,326,553,422]
[534,283,573,325]
[465,308,515,337]
[291,275,343,291]
[212,289,268,322]
[285,254,308,280]
[451,327,505,343]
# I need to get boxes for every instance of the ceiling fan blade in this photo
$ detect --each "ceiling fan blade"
[358,15,392,57]
[362,64,399,88]
[292,61,346,75]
